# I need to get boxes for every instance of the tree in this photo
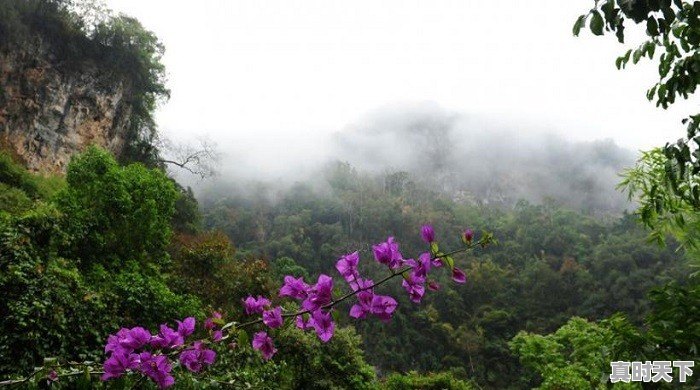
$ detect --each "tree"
[575,0,700,248]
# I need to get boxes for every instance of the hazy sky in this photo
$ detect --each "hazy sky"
[106,0,694,174]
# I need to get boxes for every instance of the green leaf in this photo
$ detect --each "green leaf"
[646,42,656,59]
[43,357,57,365]
[659,53,671,77]
[646,17,659,36]
[213,317,226,326]
[672,24,685,39]
[444,256,455,270]
[616,18,625,43]
[590,11,604,36]
[632,48,642,64]
[647,85,658,100]
[658,83,667,100]
[662,6,676,24]
[573,14,586,36]
[430,242,439,255]
[601,0,615,22]
[237,329,249,347]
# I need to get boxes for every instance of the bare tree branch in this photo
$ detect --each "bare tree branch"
[157,137,220,179]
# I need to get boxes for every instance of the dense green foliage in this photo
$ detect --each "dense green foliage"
[0,0,169,164]
[0,149,201,375]
[511,316,635,389]
[200,161,692,388]
[0,150,395,388]
[621,148,700,258]
[380,370,474,390]
[511,280,699,389]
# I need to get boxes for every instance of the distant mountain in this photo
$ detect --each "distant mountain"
[332,103,636,212]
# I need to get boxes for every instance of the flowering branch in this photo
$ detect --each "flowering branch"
[229,245,476,331]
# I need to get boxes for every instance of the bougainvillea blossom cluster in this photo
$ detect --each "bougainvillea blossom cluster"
[101,316,219,388]
[99,224,484,388]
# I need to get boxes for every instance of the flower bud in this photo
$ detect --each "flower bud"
[462,228,474,244]
[420,225,435,244]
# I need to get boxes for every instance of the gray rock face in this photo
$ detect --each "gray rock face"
[0,40,133,173]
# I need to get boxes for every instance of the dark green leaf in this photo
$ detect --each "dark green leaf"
[616,18,625,43]
[590,11,605,36]
[647,42,656,58]
[647,16,659,36]
[633,48,643,64]
[573,14,587,36]
[647,85,658,100]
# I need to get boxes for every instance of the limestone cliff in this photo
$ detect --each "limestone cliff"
[0,41,134,174]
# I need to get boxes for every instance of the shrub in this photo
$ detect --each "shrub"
[56,146,178,269]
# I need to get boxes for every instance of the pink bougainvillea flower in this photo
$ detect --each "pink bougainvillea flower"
[413,252,432,278]
[372,237,404,269]
[311,310,335,342]
[370,294,398,321]
[176,317,195,338]
[252,331,277,360]
[302,274,333,311]
[262,306,284,329]
[462,228,474,243]
[150,324,184,349]
[420,224,435,243]
[402,274,426,304]
[47,370,58,383]
[452,267,467,284]
[120,327,151,350]
[138,352,174,389]
[179,341,216,373]
[204,311,222,330]
[105,327,150,354]
[428,280,441,291]
[101,351,138,381]
[105,329,128,355]
[335,251,360,284]
[242,295,271,315]
[279,276,309,300]
[349,289,374,319]
[295,314,314,330]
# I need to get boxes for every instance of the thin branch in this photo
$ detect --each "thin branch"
[0,369,104,386]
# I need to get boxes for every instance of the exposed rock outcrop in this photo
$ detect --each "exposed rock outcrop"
[0,40,133,173]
